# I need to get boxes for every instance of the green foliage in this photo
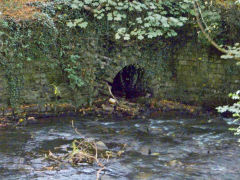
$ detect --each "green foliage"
[64,55,85,89]
[194,0,240,50]
[217,90,240,138]
[220,43,240,62]
[59,0,193,40]
[0,20,24,110]
[0,13,62,109]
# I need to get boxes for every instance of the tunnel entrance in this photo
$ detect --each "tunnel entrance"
[109,64,152,99]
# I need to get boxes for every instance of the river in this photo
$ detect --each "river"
[0,115,240,180]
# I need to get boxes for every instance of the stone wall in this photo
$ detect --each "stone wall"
[173,41,240,107]
[0,38,239,111]
[0,73,8,107]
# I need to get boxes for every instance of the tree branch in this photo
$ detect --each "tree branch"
[193,0,228,54]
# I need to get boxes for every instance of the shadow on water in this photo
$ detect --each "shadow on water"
[0,116,240,180]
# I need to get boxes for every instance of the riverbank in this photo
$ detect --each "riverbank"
[0,97,215,127]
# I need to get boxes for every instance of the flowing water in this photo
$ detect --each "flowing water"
[0,115,240,180]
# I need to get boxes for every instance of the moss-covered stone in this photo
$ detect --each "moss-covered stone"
[0,17,239,115]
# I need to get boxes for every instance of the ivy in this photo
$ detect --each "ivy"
[0,20,24,112]
[55,0,193,41]
[64,55,85,89]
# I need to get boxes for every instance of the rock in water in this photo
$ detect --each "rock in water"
[96,141,108,151]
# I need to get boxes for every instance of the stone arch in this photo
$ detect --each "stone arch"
[110,64,153,99]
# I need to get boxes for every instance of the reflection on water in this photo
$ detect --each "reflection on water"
[0,116,240,179]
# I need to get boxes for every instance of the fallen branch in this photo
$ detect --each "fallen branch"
[106,82,119,104]
[71,120,83,136]
[96,166,105,180]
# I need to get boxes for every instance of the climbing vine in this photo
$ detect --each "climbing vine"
[0,20,24,112]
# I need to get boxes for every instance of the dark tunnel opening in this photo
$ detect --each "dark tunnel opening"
[109,64,153,99]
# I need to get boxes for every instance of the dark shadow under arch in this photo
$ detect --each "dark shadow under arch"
[109,64,153,99]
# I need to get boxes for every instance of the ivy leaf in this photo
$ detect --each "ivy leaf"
[117,28,126,33]
[99,0,107,3]
[147,31,158,38]
[136,17,142,24]
[118,2,123,6]
[114,14,122,21]
[92,2,99,6]
[189,9,195,16]
[123,34,130,40]
[137,35,144,40]
[78,22,88,28]
[71,4,78,9]
[74,18,83,24]
[179,17,188,21]
[0,31,5,36]
[161,17,170,27]
[167,31,177,37]
[130,29,138,35]
[115,33,121,39]
[144,23,151,28]
[84,0,92,5]
[107,13,113,21]
[149,2,156,9]
[168,17,179,24]
[27,57,32,61]
[96,14,104,19]
[221,54,234,59]
[147,34,154,38]
[156,30,163,36]
[66,21,75,28]
[161,11,167,15]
